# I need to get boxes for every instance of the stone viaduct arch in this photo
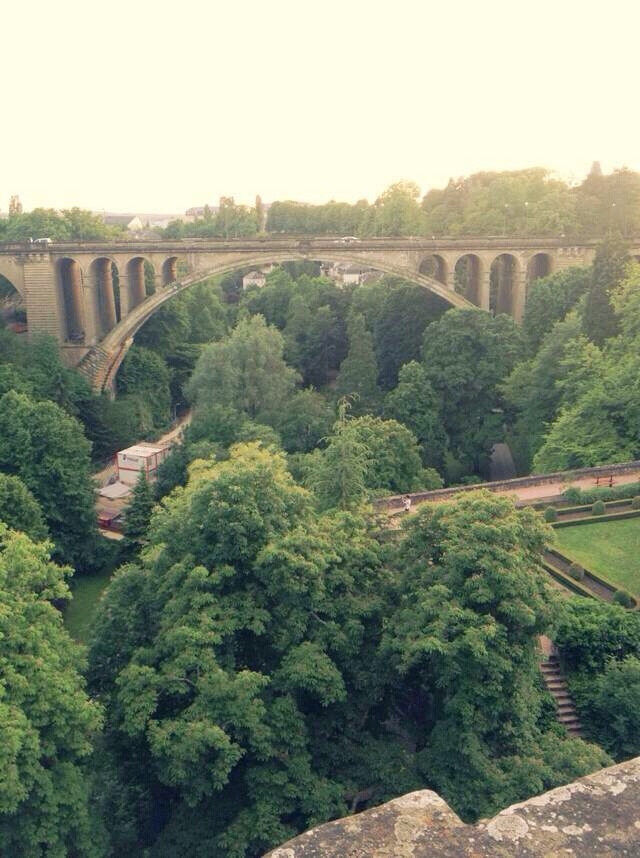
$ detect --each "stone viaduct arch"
[81,248,474,391]
[1,236,637,391]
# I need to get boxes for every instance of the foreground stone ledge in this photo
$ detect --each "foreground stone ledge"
[264,757,640,857]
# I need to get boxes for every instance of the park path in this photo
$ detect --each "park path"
[508,469,640,503]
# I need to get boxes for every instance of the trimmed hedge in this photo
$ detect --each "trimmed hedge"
[544,506,558,522]
[546,547,638,610]
[553,509,640,528]
[592,500,606,516]
[568,563,585,581]
[562,481,640,505]
[613,590,636,609]
[539,561,596,599]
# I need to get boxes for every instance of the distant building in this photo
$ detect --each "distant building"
[116,444,169,486]
[242,270,267,290]
[322,262,381,287]
[102,214,144,232]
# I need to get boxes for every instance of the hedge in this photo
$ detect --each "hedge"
[562,481,640,505]
[553,510,640,528]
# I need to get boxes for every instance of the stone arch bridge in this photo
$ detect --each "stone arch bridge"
[0,236,631,391]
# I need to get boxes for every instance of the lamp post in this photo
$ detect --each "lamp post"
[524,201,529,233]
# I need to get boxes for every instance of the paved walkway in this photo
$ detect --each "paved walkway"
[506,469,640,504]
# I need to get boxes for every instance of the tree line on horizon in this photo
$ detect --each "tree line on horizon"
[3,164,640,243]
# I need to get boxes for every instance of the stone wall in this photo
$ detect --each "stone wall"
[377,460,640,512]
[264,757,640,856]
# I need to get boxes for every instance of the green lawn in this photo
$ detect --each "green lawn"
[553,518,640,596]
[63,567,114,643]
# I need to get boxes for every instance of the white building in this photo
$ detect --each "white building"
[242,270,267,290]
[116,444,169,486]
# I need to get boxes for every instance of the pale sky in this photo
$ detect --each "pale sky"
[4,0,640,213]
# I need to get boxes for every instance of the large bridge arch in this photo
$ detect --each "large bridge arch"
[80,250,474,391]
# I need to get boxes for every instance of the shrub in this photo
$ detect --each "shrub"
[591,500,606,516]
[563,486,581,504]
[561,481,640,505]
[568,563,585,581]
[613,590,635,609]
[631,496,640,510]
[544,506,558,522]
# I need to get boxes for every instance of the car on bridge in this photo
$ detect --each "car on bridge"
[337,235,360,244]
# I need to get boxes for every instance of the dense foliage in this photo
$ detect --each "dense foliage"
[0,525,103,856]
[154,166,640,240]
[555,601,640,761]
[86,463,607,854]
[3,173,640,856]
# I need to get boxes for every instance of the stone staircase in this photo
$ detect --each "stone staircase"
[540,655,583,737]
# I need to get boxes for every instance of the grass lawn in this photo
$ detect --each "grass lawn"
[63,567,114,643]
[553,518,640,596]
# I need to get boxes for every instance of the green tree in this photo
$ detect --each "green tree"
[384,491,608,820]
[187,315,299,424]
[554,600,640,674]
[0,525,103,856]
[368,182,424,236]
[338,416,427,493]
[577,657,640,759]
[335,313,380,414]
[0,473,48,541]
[276,388,334,454]
[374,283,445,388]
[117,345,172,429]
[422,169,577,237]
[299,304,345,389]
[0,391,98,567]
[422,309,522,474]
[246,269,295,329]
[308,405,369,511]
[503,315,598,469]
[135,300,191,357]
[88,443,386,856]
[582,239,629,345]
[384,361,447,470]
[522,267,590,354]
[123,473,155,553]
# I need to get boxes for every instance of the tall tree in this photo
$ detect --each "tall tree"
[123,473,155,553]
[88,443,386,856]
[335,313,380,414]
[0,473,48,541]
[421,309,522,474]
[0,525,103,856]
[0,391,98,568]
[374,282,445,388]
[384,361,447,470]
[384,491,609,820]
[582,238,628,345]
[187,315,299,424]
[117,345,172,430]
[522,267,590,354]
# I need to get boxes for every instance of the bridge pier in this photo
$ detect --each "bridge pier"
[126,258,147,311]
[479,269,491,311]
[0,237,623,391]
